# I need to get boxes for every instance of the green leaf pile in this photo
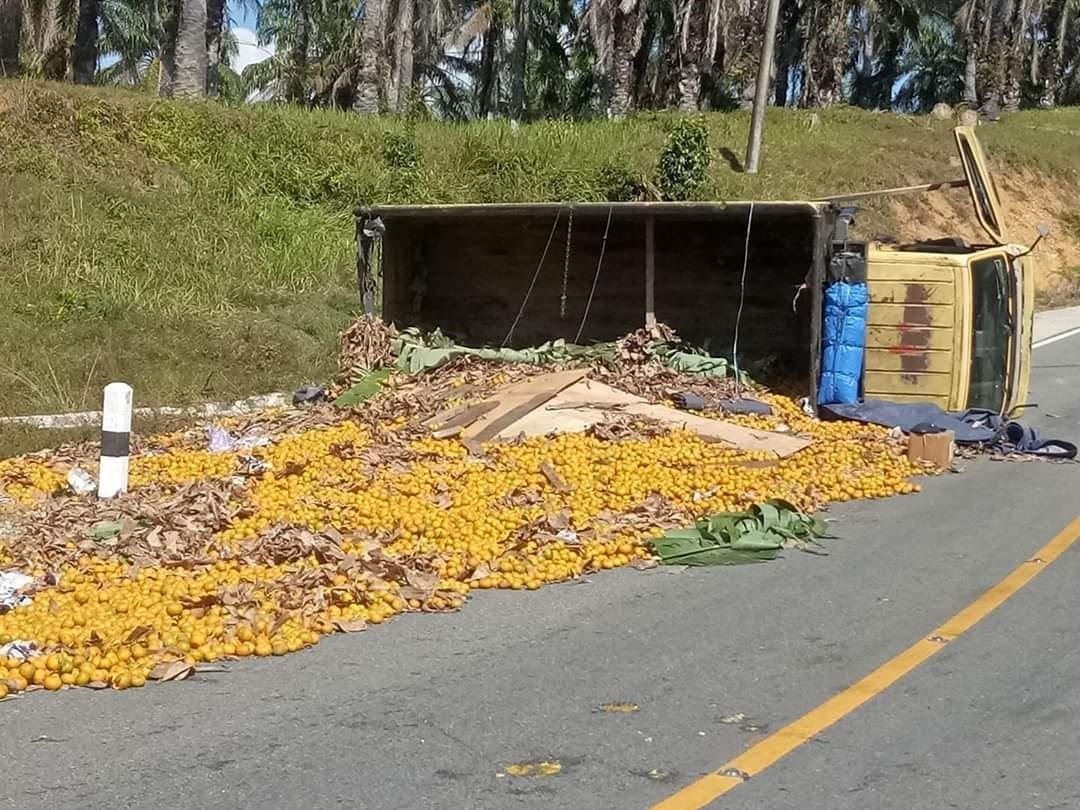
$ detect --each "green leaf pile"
[650,500,829,566]
[389,326,748,382]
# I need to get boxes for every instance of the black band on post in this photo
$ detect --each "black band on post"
[101,430,130,458]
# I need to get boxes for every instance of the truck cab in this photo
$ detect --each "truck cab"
[856,128,1034,413]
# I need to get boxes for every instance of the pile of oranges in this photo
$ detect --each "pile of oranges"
[0,388,924,700]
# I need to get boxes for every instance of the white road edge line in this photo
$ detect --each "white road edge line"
[1034,325,1080,350]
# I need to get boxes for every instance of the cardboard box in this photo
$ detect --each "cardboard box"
[907,430,955,469]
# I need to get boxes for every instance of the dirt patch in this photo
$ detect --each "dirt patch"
[888,169,1080,307]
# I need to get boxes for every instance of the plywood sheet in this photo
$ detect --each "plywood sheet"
[498,380,811,457]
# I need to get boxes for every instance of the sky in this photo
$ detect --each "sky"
[229,1,275,74]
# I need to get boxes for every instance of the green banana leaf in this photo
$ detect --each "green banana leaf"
[388,327,747,382]
[650,499,829,566]
[333,369,392,407]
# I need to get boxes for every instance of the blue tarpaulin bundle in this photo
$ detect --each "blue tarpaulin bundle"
[818,281,868,405]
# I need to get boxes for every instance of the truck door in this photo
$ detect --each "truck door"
[954,127,1007,245]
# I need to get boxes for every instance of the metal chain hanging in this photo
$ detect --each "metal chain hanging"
[560,207,573,318]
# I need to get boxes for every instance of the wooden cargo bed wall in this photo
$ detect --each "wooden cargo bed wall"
[380,209,819,376]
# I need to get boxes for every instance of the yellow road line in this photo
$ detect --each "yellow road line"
[653,513,1080,810]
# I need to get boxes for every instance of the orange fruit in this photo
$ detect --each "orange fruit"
[43,674,63,691]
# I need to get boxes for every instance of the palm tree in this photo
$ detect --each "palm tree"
[0,0,20,75]
[206,0,226,92]
[97,0,164,86]
[172,0,208,95]
[25,0,75,78]
[72,0,100,82]
[582,0,641,116]
[1037,0,1069,106]
[354,0,386,112]
[894,13,963,110]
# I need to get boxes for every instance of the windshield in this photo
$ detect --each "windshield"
[969,255,1012,411]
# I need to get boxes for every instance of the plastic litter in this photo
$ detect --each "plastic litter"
[719,398,773,416]
[207,425,234,452]
[0,639,40,661]
[293,386,326,405]
[66,468,97,495]
[0,570,34,610]
[206,425,270,453]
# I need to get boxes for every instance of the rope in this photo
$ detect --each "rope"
[732,201,754,399]
[560,208,574,318]
[574,204,613,344]
[502,209,563,347]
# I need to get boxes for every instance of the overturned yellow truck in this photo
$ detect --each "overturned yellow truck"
[355,127,1034,415]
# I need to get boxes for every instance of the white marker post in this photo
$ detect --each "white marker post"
[98,382,132,499]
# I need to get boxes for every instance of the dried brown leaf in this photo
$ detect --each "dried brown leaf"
[331,618,368,633]
[124,625,153,644]
[148,660,195,681]
[540,461,571,494]
[468,562,492,581]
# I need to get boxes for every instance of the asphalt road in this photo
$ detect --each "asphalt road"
[3,323,1080,810]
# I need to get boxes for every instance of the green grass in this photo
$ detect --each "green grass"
[2,79,1080,455]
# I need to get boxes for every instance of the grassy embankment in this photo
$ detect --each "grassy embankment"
[2,79,1080,455]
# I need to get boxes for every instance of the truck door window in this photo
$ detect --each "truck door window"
[969,255,1011,411]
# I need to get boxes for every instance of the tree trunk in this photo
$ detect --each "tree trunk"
[354,0,386,114]
[610,0,640,116]
[205,0,225,94]
[1029,0,1043,86]
[509,0,528,119]
[71,0,98,84]
[963,42,978,104]
[478,20,500,117]
[1002,0,1029,111]
[159,0,180,96]
[677,0,706,111]
[631,9,657,108]
[983,0,1014,108]
[286,0,310,102]
[0,0,20,76]
[389,0,415,111]
[797,1,818,106]
[1040,0,1068,106]
[813,3,848,106]
[39,0,70,80]
[173,0,207,97]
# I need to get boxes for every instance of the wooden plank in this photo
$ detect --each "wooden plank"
[499,380,811,457]
[429,400,500,436]
[463,370,589,443]
[815,178,968,203]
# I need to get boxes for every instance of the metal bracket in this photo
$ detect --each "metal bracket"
[357,216,386,316]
